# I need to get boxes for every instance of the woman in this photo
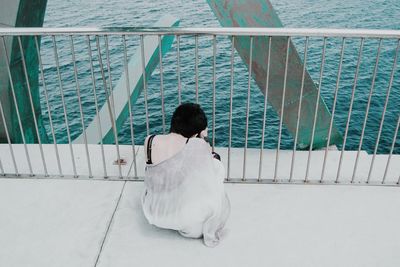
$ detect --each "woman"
[142,103,230,247]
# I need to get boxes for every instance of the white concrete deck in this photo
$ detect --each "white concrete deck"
[1,179,400,267]
[1,144,400,266]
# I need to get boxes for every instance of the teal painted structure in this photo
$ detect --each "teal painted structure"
[0,0,48,144]
[207,0,342,149]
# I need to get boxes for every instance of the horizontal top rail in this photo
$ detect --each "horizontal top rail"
[0,27,400,38]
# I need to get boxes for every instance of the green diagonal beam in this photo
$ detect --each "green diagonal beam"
[0,0,48,143]
[207,0,342,149]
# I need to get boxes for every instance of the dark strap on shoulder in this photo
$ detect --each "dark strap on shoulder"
[146,134,156,164]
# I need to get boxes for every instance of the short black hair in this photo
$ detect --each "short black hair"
[170,103,207,138]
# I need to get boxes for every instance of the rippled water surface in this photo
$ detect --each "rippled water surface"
[40,0,400,153]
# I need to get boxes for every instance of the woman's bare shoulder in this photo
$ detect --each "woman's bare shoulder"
[144,134,170,158]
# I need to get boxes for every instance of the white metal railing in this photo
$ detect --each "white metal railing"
[1,27,400,38]
[0,27,399,185]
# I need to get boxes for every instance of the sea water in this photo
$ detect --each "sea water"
[40,0,400,153]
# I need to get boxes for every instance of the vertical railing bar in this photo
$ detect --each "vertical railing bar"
[351,38,382,183]
[382,114,400,184]
[158,35,166,134]
[195,35,199,103]
[122,35,138,178]
[274,36,291,182]
[212,34,217,152]
[367,39,400,183]
[243,36,253,181]
[0,99,18,175]
[95,36,122,178]
[305,37,327,182]
[104,36,117,125]
[52,35,77,177]
[258,36,272,182]
[86,36,108,178]
[34,36,62,177]
[1,37,32,175]
[0,156,3,176]
[336,38,365,183]
[289,36,309,182]
[0,148,5,174]
[70,35,92,178]
[17,36,48,177]
[227,36,235,181]
[321,37,346,182]
[104,35,123,178]
[140,35,150,136]
[177,34,181,105]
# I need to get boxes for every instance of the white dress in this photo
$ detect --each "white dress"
[142,138,230,247]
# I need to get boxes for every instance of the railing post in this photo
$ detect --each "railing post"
[195,35,199,104]
[274,37,291,182]
[2,36,33,176]
[336,38,364,183]
[212,35,217,152]
[158,35,166,134]
[140,35,150,136]
[86,36,108,178]
[258,36,272,182]
[367,39,400,183]
[321,38,346,182]
[1,38,22,176]
[0,99,18,175]
[96,36,124,178]
[242,36,253,181]
[227,36,235,181]
[70,35,93,178]
[35,36,62,177]
[305,37,327,182]
[176,35,181,105]
[382,114,400,184]
[351,39,382,183]
[122,35,138,178]
[104,36,124,178]
[290,36,309,182]
[17,36,48,176]
[52,35,77,177]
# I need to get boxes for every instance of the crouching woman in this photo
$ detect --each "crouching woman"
[142,103,230,247]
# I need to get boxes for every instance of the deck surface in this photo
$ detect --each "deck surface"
[1,144,400,266]
[1,179,400,267]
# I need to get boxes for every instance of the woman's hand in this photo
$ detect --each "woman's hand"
[199,128,208,139]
